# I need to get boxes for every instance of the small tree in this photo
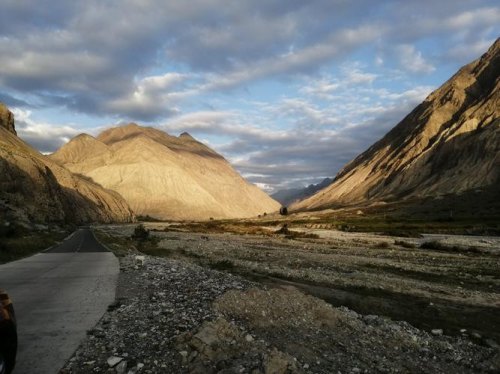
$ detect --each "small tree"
[132,224,149,241]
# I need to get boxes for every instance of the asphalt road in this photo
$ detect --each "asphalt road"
[0,229,119,374]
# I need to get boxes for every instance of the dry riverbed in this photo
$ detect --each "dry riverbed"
[61,224,500,373]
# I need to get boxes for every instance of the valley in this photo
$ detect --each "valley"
[0,8,498,373]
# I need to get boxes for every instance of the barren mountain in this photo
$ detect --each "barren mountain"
[51,124,280,220]
[0,103,134,225]
[293,38,500,212]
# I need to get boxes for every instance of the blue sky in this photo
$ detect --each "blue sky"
[0,0,498,192]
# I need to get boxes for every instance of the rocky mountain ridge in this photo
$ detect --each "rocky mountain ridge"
[0,103,134,225]
[293,38,500,212]
[51,124,280,220]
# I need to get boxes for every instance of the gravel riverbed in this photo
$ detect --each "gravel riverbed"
[60,250,499,374]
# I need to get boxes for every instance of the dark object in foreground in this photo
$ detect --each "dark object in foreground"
[279,206,288,216]
[0,290,17,374]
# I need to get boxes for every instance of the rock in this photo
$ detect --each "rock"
[0,102,16,135]
[431,329,443,336]
[245,334,254,342]
[115,360,127,374]
[107,356,123,368]
[264,349,297,374]
[486,339,500,349]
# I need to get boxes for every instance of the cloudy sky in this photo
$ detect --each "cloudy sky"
[1,1,498,192]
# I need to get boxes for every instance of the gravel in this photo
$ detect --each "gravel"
[60,252,500,373]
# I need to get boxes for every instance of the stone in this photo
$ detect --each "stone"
[485,339,499,349]
[107,356,123,368]
[115,360,127,374]
[431,329,443,336]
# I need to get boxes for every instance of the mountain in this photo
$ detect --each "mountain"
[0,103,134,225]
[293,38,500,212]
[272,178,333,206]
[51,123,280,220]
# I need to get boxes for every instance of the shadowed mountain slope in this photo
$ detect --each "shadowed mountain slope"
[51,123,280,220]
[293,38,500,212]
[0,104,134,225]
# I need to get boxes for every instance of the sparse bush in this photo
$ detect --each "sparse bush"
[420,240,452,251]
[275,223,289,235]
[395,240,416,248]
[420,240,481,254]
[374,241,390,249]
[211,259,234,271]
[132,224,149,241]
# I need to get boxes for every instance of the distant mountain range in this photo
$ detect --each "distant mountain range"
[51,124,280,220]
[0,103,134,225]
[293,38,500,214]
[271,178,333,206]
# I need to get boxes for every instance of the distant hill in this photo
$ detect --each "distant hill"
[272,178,333,206]
[0,103,134,225]
[293,38,500,214]
[51,124,280,220]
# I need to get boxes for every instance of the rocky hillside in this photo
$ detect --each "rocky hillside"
[0,103,134,225]
[294,38,500,212]
[51,124,280,220]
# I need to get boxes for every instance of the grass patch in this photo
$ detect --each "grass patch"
[420,240,482,254]
[0,228,70,263]
[210,259,235,271]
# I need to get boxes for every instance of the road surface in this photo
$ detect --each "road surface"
[0,228,119,374]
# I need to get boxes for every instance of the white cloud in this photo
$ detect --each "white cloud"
[11,108,81,152]
[397,44,435,74]
[105,73,188,119]
[443,7,500,30]
[198,24,387,91]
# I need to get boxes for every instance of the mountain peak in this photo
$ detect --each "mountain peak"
[72,133,97,142]
[179,132,195,140]
[52,123,280,220]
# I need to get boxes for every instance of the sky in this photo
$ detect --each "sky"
[0,1,498,193]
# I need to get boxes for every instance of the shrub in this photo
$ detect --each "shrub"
[132,224,149,241]
[395,240,416,248]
